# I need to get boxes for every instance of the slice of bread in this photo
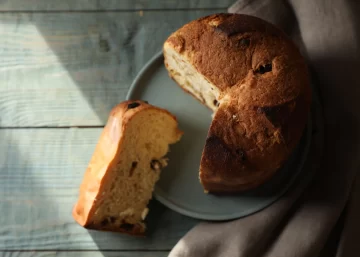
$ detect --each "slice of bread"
[72,100,183,235]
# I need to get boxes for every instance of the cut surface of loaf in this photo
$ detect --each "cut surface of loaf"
[72,100,183,235]
[163,13,312,193]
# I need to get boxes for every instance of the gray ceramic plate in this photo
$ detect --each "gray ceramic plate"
[126,51,312,221]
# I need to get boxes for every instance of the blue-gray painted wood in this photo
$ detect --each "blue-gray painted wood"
[0,10,222,127]
[0,0,234,11]
[0,1,222,252]
[0,129,198,250]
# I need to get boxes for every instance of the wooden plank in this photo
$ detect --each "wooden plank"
[0,0,233,11]
[0,10,221,127]
[0,251,169,257]
[0,128,198,250]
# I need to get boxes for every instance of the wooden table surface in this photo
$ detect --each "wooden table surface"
[0,1,234,256]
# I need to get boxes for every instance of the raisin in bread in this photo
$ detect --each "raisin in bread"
[72,100,183,235]
[163,13,311,193]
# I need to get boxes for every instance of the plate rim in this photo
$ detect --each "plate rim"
[126,50,313,221]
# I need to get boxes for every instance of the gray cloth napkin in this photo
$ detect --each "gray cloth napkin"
[169,0,360,256]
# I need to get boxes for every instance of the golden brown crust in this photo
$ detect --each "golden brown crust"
[72,100,181,235]
[164,13,311,193]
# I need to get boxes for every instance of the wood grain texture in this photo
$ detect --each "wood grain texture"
[0,10,221,127]
[0,0,233,11]
[0,251,168,257]
[0,129,198,250]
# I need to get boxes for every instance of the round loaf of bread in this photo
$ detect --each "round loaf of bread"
[163,13,312,193]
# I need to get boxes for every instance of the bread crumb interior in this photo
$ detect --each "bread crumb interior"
[164,47,221,111]
[89,109,180,229]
